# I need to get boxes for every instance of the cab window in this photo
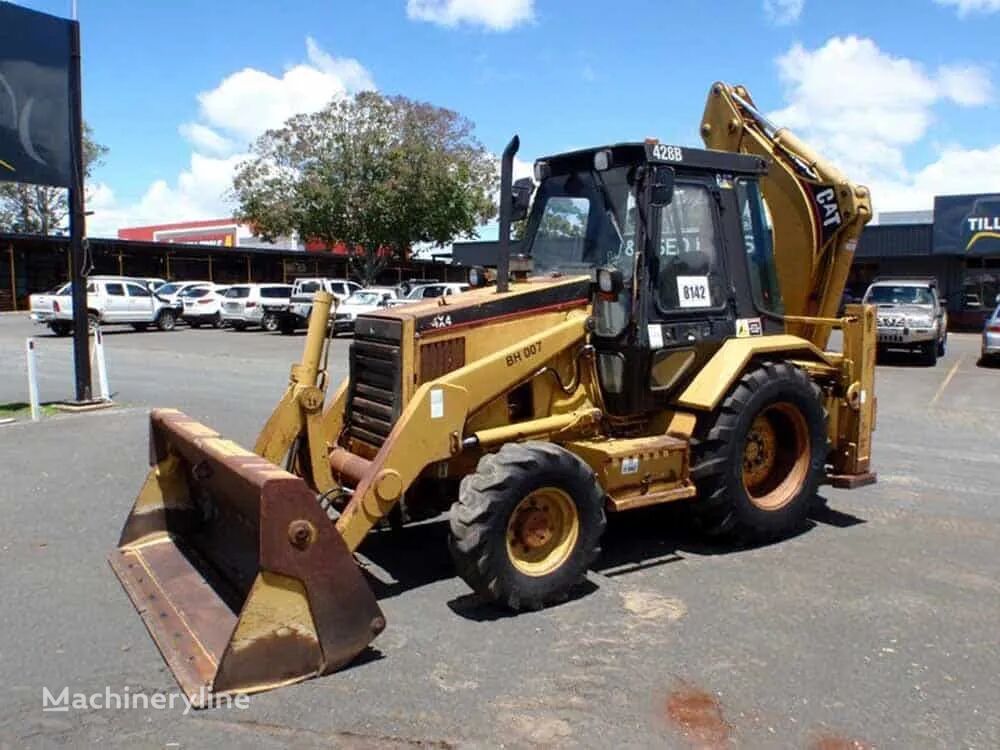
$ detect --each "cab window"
[127,283,151,297]
[655,184,725,312]
[105,283,125,296]
[736,179,783,314]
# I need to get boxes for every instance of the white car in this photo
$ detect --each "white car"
[29,275,177,335]
[181,284,230,328]
[398,282,469,304]
[280,277,363,334]
[155,281,213,318]
[333,287,400,334]
[221,283,293,331]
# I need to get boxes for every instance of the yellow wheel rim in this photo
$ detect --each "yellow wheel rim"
[506,487,579,577]
[742,402,810,511]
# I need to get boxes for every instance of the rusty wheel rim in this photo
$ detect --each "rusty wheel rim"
[742,403,810,511]
[506,487,579,577]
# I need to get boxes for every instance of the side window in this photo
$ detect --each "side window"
[127,283,151,297]
[735,179,783,314]
[86,282,96,293]
[655,184,724,311]
[105,283,125,296]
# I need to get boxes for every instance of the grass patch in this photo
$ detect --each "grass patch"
[0,402,60,419]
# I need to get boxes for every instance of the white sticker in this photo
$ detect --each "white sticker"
[676,276,711,308]
[621,457,639,475]
[860,389,867,405]
[430,388,444,419]
[736,317,763,338]
[648,324,664,349]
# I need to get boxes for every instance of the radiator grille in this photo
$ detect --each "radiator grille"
[346,326,402,449]
[419,337,466,383]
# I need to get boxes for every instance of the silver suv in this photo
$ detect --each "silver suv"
[864,278,948,365]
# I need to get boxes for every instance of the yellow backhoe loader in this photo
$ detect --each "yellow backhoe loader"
[109,82,876,706]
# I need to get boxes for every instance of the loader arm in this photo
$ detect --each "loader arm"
[700,82,873,348]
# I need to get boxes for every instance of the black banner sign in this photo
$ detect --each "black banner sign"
[933,194,1000,257]
[0,2,74,188]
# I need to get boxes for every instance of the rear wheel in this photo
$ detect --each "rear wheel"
[156,310,176,331]
[690,362,827,542]
[211,312,223,329]
[261,313,279,332]
[448,442,606,610]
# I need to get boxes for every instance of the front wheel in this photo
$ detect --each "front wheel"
[448,441,606,611]
[156,310,176,331]
[921,340,938,366]
[690,362,828,542]
[937,334,947,358]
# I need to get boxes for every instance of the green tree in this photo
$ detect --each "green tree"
[0,125,108,235]
[232,92,498,284]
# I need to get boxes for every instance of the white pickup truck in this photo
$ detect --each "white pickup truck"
[29,276,179,336]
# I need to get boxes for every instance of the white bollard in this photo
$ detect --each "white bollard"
[25,338,41,421]
[93,326,111,402]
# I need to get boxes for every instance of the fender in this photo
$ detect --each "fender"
[674,334,837,412]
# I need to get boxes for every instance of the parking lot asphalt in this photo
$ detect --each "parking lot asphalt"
[0,313,998,749]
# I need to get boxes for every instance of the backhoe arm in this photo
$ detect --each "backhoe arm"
[700,82,873,348]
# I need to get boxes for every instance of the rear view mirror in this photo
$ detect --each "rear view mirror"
[511,177,533,222]
[650,166,675,206]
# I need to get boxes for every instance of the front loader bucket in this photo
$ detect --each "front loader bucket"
[108,409,384,707]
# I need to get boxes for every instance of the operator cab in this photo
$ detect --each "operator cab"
[521,141,783,416]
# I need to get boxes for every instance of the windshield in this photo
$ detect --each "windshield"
[261,287,291,298]
[157,283,182,295]
[525,166,636,277]
[866,285,934,305]
[297,281,321,293]
[225,287,251,299]
[345,291,382,305]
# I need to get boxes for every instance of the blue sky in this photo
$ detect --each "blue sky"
[12,0,1000,235]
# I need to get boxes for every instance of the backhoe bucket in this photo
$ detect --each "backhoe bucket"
[108,409,383,707]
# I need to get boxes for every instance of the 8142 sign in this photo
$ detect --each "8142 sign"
[676,275,711,308]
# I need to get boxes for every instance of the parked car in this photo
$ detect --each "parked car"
[333,287,400,335]
[397,282,469,304]
[221,283,293,331]
[278,277,362,334]
[154,280,213,318]
[180,284,230,328]
[29,275,178,335]
[863,277,948,365]
[981,304,1000,365]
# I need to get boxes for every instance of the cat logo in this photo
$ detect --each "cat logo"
[736,317,763,338]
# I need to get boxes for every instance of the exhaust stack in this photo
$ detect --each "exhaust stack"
[497,134,520,294]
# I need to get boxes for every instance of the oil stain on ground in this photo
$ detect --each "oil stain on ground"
[663,682,732,748]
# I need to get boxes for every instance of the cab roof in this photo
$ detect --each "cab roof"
[536,142,767,177]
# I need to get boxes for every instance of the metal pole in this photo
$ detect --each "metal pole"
[68,19,91,401]
[93,326,110,401]
[7,244,16,312]
[26,339,41,422]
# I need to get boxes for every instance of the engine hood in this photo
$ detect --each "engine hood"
[352,275,592,337]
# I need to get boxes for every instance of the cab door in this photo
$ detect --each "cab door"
[125,282,154,321]
[102,282,129,322]
[641,179,737,402]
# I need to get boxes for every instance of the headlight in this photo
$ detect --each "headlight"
[909,316,933,327]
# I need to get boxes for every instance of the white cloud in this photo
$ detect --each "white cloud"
[91,39,374,237]
[406,0,534,31]
[935,0,1000,16]
[767,36,996,213]
[178,123,235,156]
[763,0,804,25]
